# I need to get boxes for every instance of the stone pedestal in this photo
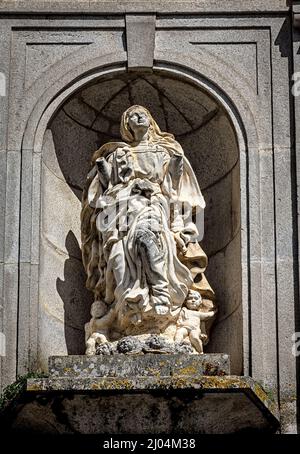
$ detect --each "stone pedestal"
[1,354,279,434]
[48,353,230,378]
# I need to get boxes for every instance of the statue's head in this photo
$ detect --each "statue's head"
[120,105,152,142]
[185,290,202,311]
[120,105,174,144]
[91,105,177,163]
[126,106,151,137]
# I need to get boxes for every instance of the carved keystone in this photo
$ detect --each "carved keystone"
[125,14,156,71]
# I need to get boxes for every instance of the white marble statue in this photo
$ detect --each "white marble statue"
[81,105,216,355]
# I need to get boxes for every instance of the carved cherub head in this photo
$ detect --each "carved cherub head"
[185,290,202,311]
[90,300,107,319]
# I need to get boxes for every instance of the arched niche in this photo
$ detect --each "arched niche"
[39,71,242,373]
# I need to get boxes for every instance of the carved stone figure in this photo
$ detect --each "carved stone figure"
[174,290,215,354]
[81,105,216,355]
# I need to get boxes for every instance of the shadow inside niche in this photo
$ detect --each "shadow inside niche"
[56,230,93,354]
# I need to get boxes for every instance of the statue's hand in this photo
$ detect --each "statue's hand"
[173,231,187,254]
[180,232,191,245]
[96,157,111,187]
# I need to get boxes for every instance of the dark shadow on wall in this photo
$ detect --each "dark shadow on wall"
[56,230,93,354]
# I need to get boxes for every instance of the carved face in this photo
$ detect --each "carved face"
[127,108,150,135]
[91,300,107,318]
[185,290,202,310]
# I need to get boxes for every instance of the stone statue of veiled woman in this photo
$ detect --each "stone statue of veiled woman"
[81,105,216,355]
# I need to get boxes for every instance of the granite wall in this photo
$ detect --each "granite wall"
[0,0,298,433]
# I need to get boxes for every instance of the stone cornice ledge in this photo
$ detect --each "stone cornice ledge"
[0,354,280,433]
[0,0,289,15]
[26,375,280,432]
[294,4,300,28]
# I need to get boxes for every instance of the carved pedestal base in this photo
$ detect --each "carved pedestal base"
[1,354,279,434]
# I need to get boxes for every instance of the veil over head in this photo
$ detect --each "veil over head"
[84,104,205,238]
[119,105,206,211]
[120,105,175,145]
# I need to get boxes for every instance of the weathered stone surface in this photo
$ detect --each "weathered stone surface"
[19,149,33,264]
[0,24,11,152]
[1,374,276,434]
[6,355,275,434]
[95,335,195,356]
[48,354,230,378]
[126,14,156,70]
[17,263,31,376]
[4,151,21,264]
[0,2,297,435]
[0,152,7,262]
[0,358,279,434]
[205,233,242,375]
[202,171,236,257]
[2,264,18,387]
[4,390,278,434]
[0,0,289,14]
